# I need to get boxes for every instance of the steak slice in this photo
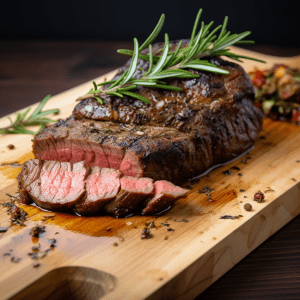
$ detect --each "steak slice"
[22,160,89,211]
[104,176,154,217]
[74,167,121,215]
[142,180,188,215]
[18,159,43,204]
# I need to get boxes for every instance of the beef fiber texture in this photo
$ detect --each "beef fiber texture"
[18,159,188,216]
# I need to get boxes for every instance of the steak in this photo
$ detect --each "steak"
[142,180,189,215]
[75,167,121,215]
[104,176,154,217]
[33,40,263,184]
[18,159,187,216]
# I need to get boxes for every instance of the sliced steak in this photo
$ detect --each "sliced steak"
[104,176,154,217]
[18,159,43,204]
[18,159,188,216]
[75,167,121,215]
[142,180,188,215]
[22,160,89,211]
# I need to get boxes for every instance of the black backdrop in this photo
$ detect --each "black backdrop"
[1,0,299,47]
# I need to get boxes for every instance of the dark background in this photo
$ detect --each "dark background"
[1,2,300,300]
[0,0,299,47]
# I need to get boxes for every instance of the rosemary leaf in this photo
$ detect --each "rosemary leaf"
[81,9,265,105]
[0,95,60,135]
[139,14,165,51]
[121,91,151,104]
[94,96,103,104]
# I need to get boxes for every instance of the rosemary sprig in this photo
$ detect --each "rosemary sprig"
[0,95,60,134]
[78,8,265,104]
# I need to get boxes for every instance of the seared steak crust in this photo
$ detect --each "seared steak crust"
[73,40,256,134]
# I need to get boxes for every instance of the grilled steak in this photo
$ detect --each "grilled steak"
[26,40,263,216]
[18,159,187,215]
[33,41,263,184]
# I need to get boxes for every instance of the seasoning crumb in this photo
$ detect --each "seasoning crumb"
[239,189,246,192]
[212,237,217,240]
[174,219,188,223]
[11,256,21,263]
[7,144,15,150]
[106,227,112,232]
[259,136,266,139]
[47,239,57,248]
[146,220,156,228]
[296,160,300,163]
[291,178,297,182]
[119,237,124,242]
[126,222,133,226]
[33,263,41,268]
[113,242,118,247]
[161,222,170,227]
[141,228,152,239]
[238,173,243,177]
[167,227,175,232]
[264,187,275,193]
[199,185,215,201]
[230,166,241,171]
[244,203,252,211]
[0,226,9,233]
[30,225,46,237]
[220,215,243,220]
[28,249,50,260]
[241,159,248,164]
[223,170,233,175]
[164,236,168,240]
[244,196,247,198]
[31,244,41,252]
[41,215,55,222]
[10,205,27,225]
[158,277,164,281]
[253,190,265,203]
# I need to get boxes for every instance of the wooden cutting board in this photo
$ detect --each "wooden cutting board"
[0,47,300,300]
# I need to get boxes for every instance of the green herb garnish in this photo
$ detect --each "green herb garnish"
[78,9,265,104]
[0,95,59,135]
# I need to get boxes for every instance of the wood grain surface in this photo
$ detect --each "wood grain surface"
[0,41,300,300]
